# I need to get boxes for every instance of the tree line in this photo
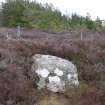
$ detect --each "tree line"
[0,0,102,31]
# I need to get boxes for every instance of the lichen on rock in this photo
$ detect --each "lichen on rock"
[31,54,79,92]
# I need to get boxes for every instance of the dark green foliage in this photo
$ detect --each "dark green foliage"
[0,0,102,31]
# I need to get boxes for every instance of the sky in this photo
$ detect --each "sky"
[0,0,105,20]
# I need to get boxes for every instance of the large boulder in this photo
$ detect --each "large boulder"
[31,54,79,92]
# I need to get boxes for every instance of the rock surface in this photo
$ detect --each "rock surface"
[31,54,79,92]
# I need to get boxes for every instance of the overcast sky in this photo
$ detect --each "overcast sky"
[0,0,105,20]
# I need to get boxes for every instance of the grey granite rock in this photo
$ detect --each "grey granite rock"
[31,54,79,92]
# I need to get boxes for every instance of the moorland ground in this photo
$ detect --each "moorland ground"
[0,27,105,105]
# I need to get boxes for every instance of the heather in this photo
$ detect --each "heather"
[0,28,105,105]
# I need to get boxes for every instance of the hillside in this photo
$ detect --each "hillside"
[0,27,105,105]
